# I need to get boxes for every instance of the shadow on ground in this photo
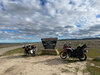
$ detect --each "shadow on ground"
[0,54,46,59]
[32,56,81,66]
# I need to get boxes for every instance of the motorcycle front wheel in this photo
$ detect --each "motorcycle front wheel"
[31,53,35,56]
[60,51,67,59]
[78,54,87,61]
[30,51,35,56]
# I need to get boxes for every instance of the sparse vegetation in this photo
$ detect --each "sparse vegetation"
[36,49,42,55]
[87,63,100,75]
[86,48,100,74]
[87,48,100,58]
[61,68,70,73]
[3,47,42,56]
[75,67,79,73]
[0,43,23,49]
[82,69,89,75]
[86,48,100,69]
[88,60,100,66]
[3,48,24,56]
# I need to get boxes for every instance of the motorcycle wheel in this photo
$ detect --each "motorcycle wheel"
[78,54,87,61]
[31,52,35,56]
[24,51,28,56]
[60,51,67,59]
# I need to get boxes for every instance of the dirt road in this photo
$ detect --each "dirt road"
[0,54,89,75]
[0,46,22,55]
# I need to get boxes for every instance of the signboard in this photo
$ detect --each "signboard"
[41,38,57,49]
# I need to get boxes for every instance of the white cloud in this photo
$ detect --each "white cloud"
[0,0,100,42]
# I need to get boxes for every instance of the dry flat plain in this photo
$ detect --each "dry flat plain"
[0,39,100,75]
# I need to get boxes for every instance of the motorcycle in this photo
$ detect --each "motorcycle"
[23,45,36,56]
[60,44,88,61]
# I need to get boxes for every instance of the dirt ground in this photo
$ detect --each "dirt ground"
[0,54,89,75]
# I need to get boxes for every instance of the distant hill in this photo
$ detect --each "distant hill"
[58,38,100,41]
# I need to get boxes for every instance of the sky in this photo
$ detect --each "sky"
[0,0,100,43]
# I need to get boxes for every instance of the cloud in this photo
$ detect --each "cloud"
[0,0,100,42]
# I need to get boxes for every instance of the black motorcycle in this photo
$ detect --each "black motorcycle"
[60,44,88,61]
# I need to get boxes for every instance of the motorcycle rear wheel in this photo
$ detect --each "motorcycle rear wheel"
[31,52,35,56]
[60,51,67,59]
[78,54,87,61]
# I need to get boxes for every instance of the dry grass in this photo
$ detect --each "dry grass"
[87,63,100,75]
[3,48,24,56]
[87,48,100,58]
[0,43,24,48]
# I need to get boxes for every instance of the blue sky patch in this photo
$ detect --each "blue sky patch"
[0,29,19,33]
[96,14,100,18]
[0,39,40,43]
[75,22,82,28]
[76,25,81,28]
[40,0,47,6]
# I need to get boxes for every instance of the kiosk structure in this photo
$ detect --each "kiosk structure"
[41,38,59,55]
